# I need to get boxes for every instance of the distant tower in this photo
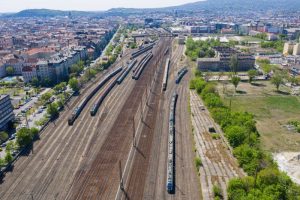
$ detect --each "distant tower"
[174,10,178,18]
[68,12,72,19]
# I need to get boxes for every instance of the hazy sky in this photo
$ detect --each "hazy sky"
[0,0,199,12]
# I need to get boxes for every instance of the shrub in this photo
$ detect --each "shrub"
[213,184,223,199]
[225,126,248,148]
[233,144,261,175]
[212,133,221,140]
[203,93,223,108]
[195,157,202,171]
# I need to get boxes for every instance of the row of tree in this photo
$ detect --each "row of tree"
[190,73,300,199]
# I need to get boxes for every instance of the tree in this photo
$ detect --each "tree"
[30,127,39,137]
[40,92,52,104]
[248,70,258,84]
[5,141,14,152]
[70,60,85,76]
[195,70,202,77]
[31,77,40,87]
[53,82,67,93]
[231,76,241,92]
[41,77,52,87]
[0,131,8,143]
[6,66,14,75]
[225,125,247,148]
[0,158,6,167]
[16,128,33,147]
[84,68,97,80]
[47,102,59,119]
[230,54,239,74]
[68,78,80,93]
[271,73,284,91]
[289,76,299,86]
[233,144,261,175]
[4,151,13,163]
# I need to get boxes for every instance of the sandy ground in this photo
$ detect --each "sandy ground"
[274,152,300,185]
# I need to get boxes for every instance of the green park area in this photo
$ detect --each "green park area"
[218,81,300,152]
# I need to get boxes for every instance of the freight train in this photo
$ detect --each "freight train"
[68,66,122,125]
[132,52,153,80]
[166,92,178,194]
[130,43,155,59]
[117,59,137,84]
[175,67,188,84]
[162,58,170,91]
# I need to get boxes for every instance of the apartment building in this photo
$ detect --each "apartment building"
[0,95,15,131]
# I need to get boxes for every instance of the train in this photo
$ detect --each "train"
[175,67,188,84]
[117,59,137,85]
[132,52,153,80]
[164,48,169,55]
[132,53,149,73]
[90,74,120,116]
[166,92,178,194]
[162,58,170,91]
[130,43,155,59]
[68,66,122,125]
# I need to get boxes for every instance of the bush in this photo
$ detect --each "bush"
[204,93,223,108]
[195,157,202,171]
[213,184,223,199]
[189,77,206,92]
[225,126,248,148]
[212,133,221,140]
[233,144,261,175]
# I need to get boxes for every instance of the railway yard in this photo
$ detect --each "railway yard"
[0,35,236,200]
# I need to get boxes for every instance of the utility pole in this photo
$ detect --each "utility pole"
[119,161,124,191]
[24,113,29,128]
[132,117,136,148]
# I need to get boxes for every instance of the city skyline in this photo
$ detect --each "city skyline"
[0,0,199,12]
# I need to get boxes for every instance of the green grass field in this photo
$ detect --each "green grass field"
[219,81,300,152]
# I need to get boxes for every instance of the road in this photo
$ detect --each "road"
[0,49,136,200]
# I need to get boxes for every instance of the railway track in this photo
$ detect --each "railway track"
[67,38,168,200]
[119,38,171,200]
[0,53,135,200]
[142,42,201,200]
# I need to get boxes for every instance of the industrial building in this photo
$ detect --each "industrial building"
[197,47,255,72]
[0,95,15,131]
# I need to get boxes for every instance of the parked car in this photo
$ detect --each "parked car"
[9,135,15,140]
